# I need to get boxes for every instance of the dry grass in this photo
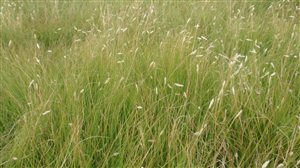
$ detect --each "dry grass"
[1,1,300,167]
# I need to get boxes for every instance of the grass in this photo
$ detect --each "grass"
[0,1,300,167]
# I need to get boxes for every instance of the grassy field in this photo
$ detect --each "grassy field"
[0,1,300,167]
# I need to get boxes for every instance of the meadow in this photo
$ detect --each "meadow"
[0,1,300,167]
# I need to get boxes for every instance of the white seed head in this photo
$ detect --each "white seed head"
[149,61,156,68]
[234,153,238,159]
[42,110,51,116]
[35,57,40,64]
[250,48,257,54]
[80,89,84,93]
[119,76,125,83]
[196,54,203,58]
[201,36,208,40]
[112,152,119,156]
[117,60,124,64]
[104,78,111,84]
[28,80,35,88]
[194,124,207,136]
[232,87,235,95]
[234,110,243,119]
[164,77,167,86]
[8,40,12,47]
[208,98,215,109]
[174,83,184,87]
[186,18,191,24]
[262,160,271,168]
[270,72,276,77]
[159,129,164,136]
[189,50,197,56]
[276,163,284,168]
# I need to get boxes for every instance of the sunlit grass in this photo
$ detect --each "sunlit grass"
[0,1,300,167]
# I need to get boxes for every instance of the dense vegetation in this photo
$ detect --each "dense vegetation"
[1,1,299,167]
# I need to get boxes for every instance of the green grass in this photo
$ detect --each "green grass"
[0,1,300,167]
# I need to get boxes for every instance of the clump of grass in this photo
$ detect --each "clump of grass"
[1,1,300,167]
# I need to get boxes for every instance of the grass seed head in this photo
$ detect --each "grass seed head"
[42,110,51,116]
[174,83,184,87]
[262,160,271,168]
[208,98,215,109]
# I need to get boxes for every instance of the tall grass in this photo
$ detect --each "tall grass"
[0,1,300,167]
